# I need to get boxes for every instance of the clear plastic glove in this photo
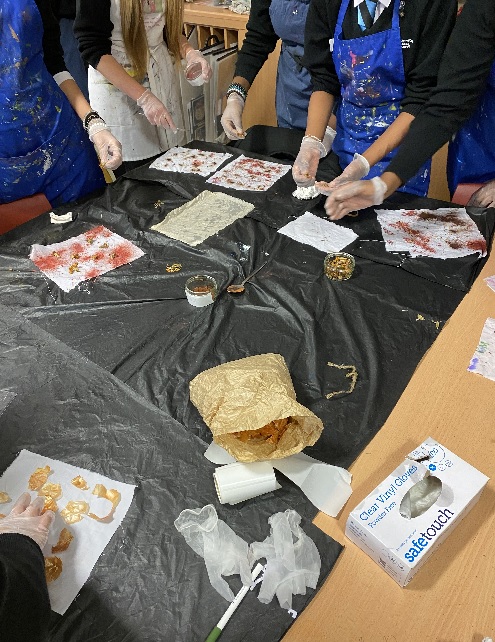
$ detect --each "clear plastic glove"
[324,176,387,220]
[0,492,55,550]
[292,136,326,187]
[136,89,176,130]
[221,93,245,140]
[87,121,123,170]
[174,504,252,602]
[467,179,495,208]
[249,509,321,610]
[185,49,212,82]
[321,126,337,157]
[317,153,370,193]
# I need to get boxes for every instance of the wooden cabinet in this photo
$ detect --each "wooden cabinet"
[183,1,280,130]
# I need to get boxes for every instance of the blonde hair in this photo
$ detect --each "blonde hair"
[120,0,184,81]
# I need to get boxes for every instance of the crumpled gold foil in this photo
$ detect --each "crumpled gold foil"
[45,556,63,582]
[28,466,51,490]
[52,528,74,553]
[61,500,89,524]
[88,484,121,522]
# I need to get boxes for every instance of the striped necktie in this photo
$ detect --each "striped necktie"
[358,0,379,30]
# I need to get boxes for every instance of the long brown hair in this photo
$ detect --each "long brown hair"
[120,0,184,81]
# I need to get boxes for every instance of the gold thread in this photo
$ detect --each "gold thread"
[326,361,358,399]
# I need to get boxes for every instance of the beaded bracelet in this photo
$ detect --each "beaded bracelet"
[226,82,248,102]
[83,110,102,131]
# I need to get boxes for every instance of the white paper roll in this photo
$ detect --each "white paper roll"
[214,461,281,505]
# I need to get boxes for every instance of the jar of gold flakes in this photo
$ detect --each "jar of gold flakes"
[324,252,355,281]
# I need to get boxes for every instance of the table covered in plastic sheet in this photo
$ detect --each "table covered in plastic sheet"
[0,141,493,641]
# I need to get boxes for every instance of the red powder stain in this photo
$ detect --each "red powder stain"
[34,253,64,272]
[85,268,101,279]
[467,238,487,253]
[108,243,136,268]
[447,240,462,249]
[69,241,85,256]
[100,227,112,238]
[390,220,435,253]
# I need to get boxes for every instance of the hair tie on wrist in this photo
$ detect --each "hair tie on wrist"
[84,110,102,131]
[226,82,248,102]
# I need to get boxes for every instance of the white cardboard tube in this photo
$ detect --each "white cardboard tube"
[214,461,281,505]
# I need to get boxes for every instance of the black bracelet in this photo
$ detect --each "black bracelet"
[226,82,248,101]
[84,110,101,131]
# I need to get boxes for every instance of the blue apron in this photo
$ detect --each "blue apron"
[0,0,104,206]
[331,0,430,196]
[447,60,495,194]
[269,0,313,130]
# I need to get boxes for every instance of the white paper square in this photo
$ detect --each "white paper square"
[278,212,358,253]
[468,317,495,382]
[0,450,135,614]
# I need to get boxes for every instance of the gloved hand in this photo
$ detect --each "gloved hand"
[317,153,370,193]
[324,176,387,220]
[221,93,245,140]
[321,125,337,157]
[292,136,327,187]
[467,179,495,208]
[87,121,123,170]
[185,48,212,82]
[0,493,55,550]
[136,89,176,130]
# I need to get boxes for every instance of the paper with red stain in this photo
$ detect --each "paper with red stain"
[207,155,291,191]
[375,208,487,259]
[30,225,144,292]
[149,147,232,176]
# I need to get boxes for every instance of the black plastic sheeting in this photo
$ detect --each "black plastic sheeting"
[0,304,342,642]
[0,141,493,641]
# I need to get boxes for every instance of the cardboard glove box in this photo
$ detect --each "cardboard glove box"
[345,437,489,587]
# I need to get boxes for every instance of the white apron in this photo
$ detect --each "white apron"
[88,0,185,162]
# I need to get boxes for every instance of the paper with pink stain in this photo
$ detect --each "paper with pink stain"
[375,208,487,259]
[467,317,495,382]
[484,275,495,293]
[30,225,144,292]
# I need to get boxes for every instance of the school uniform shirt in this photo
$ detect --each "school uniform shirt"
[302,0,457,117]
[387,0,495,184]
[36,0,68,74]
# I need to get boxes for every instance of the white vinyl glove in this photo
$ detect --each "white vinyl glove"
[87,120,123,170]
[221,93,245,140]
[321,125,337,157]
[292,136,327,187]
[0,493,55,550]
[136,89,176,130]
[174,505,252,602]
[467,179,495,208]
[324,176,387,220]
[185,49,212,81]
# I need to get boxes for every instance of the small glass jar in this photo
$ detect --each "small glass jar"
[184,61,204,86]
[324,252,355,281]
[185,275,217,307]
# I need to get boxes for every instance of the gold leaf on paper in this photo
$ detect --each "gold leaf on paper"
[38,482,62,500]
[71,475,89,491]
[28,466,52,490]
[60,500,89,524]
[52,528,74,553]
[41,497,58,514]
[0,492,10,504]
[45,556,63,582]
[88,484,121,522]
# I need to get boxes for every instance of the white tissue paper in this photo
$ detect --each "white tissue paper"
[278,212,358,254]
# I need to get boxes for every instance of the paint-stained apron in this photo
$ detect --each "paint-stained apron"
[447,59,495,194]
[269,0,313,130]
[0,0,104,206]
[88,0,185,162]
[332,0,430,196]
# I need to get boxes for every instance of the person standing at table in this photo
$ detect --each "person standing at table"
[50,0,89,101]
[322,0,495,218]
[221,0,325,140]
[0,0,122,207]
[0,493,55,641]
[292,0,457,199]
[75,0,212,174]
